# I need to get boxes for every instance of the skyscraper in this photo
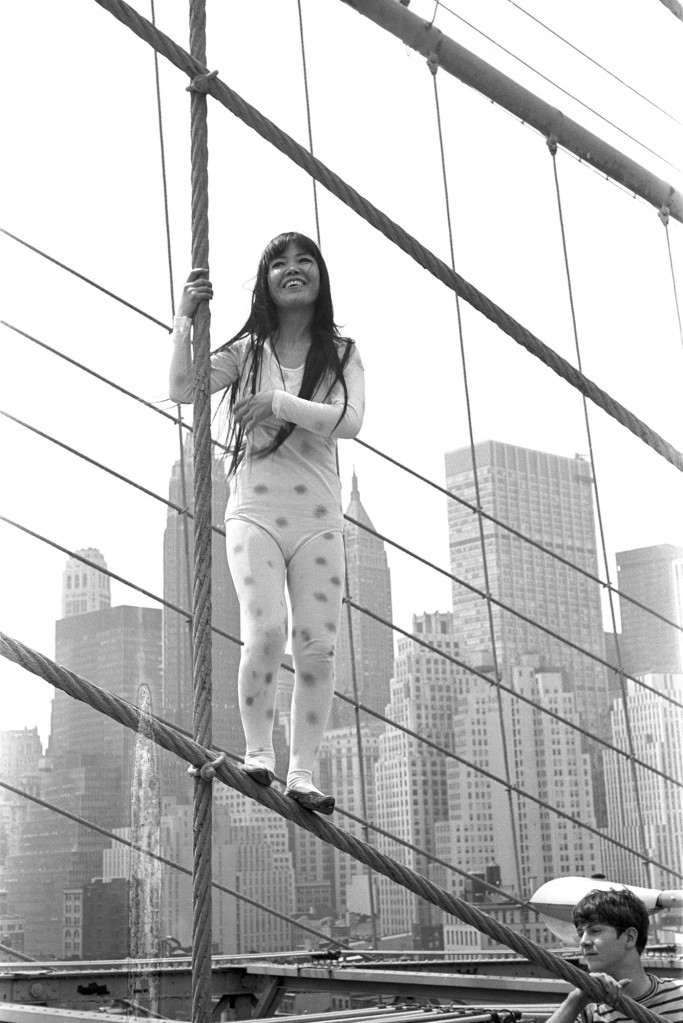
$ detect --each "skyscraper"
[616,545,683,677]
[444,441,609,731]
[374,612,468,947]
[162,437,241,797]
[334,471,393,727]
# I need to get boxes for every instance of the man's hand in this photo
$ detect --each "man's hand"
[588,974,631,1007]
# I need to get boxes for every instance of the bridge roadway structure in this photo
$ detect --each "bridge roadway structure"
[0,948,680,1023]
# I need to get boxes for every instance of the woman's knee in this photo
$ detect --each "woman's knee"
[292,634,336,683]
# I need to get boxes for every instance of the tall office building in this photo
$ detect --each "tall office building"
[602,673,683,889]
[434,662,598,906]
[616,545,683,678]
[334,472,394,727]
[374,612,468,947]
[162,437,241,798]
[444,441,609,731]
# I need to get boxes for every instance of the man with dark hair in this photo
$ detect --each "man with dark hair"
[546,888,683,1023]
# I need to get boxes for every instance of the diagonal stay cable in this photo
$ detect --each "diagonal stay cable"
[2,519,681,873]
[504,0,681,125]
[4,409,683,780]
[88,0,683,473]
[6,316,680,640]
[0,627,678,1023]
[434,0,679,171]
[0,320,233,458]
[0,777,351,952]
[1,229,170,331]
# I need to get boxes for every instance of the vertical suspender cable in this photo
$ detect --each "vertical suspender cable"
[658,205,683,353]
[547,140,652,886]
[296,0,378,941]
[430,58,524,898]
[187,1,214,1019]
[150,0,195,689]
[296,0,321,246]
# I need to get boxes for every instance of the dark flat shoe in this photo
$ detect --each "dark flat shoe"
[241,763,274,787]
[285,787,335,815]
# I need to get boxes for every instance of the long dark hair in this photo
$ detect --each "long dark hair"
[214,232,354,477]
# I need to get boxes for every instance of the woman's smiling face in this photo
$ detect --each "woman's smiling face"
[267,242,320,311]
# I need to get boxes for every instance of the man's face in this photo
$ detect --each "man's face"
[577,922,634,975]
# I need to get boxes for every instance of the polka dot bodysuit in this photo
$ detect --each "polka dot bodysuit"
[169,318,365,794]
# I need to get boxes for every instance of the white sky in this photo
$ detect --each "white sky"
[0,0,681,747]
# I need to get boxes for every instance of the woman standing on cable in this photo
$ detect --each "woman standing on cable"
[169,232,365,814]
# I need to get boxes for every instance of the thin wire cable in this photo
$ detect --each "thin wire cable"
[503,0,681,125]
[0,778,350,951]
[0,229,170,330]
[547,141,652,884]
[434,1,679,173]
[296,0,321,245]
[660,213,683,352]
[149,0,195,745]
[431,61,523,895]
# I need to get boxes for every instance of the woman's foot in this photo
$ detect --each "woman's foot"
[285,787,335,815]
[285,770,335,814]
[241,755,275,787]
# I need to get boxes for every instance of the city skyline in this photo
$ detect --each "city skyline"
[1,440,682,956]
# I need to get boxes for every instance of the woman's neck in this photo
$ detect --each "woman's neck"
[272,314,313,363]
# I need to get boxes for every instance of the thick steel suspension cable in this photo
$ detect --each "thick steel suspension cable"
[548,140,651,882]
[430,57,523,897]
[0,630,674,1023]
[87,0,683,471]
[0,778,352,952]
[186,2,213,1016]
